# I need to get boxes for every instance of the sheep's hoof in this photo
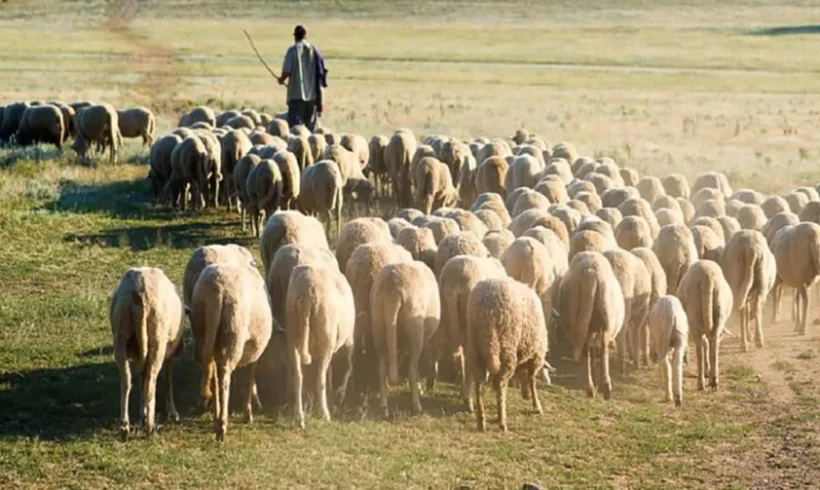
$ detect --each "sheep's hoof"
[499,422,508,433]
[426,377,436,393]
[296,419,306,431]
[119,425,130,443]
[741,343,749,353]
[242,412,253,425]
[168,410,180,423]
[674,396,682,408]
[755,340,764,349]
[147,426,159,438]
[463,399,474,413]
[709,380,718,392]
[697,380,705,391]
[586,387,595,398]
[476,420,486,432]
[601,383,612,401]
[214,423,226,442]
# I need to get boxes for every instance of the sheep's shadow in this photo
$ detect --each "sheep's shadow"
[748,25,820,36]
[64,221,256,251]
[52,177,170,221]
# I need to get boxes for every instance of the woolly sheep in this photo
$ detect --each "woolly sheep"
[473,208,505,231]
[653,224,698,293]
[619,167,640,187]
[458,154,479,208]
[434,231,490,276]
[637,176,665,204]
[676,260,733,391]
[735,204,767,230]
[601,187,640,209]
[522,226,569,278]
[191,263,273,440]
[534,177,570,205]
[567,179,597,199]
[396,226,438,269]
[761,211,799,247]
[690,216,726,244]
[148,134,182,202]
[655,208,685,227]
[117,107,155,146]
[691,188,724,210]
[446,208,488,239]
[388,217,411,237]
[585,173,616,195]
[631,247,668,308]
[471,193,511,225]
[467,277,548,431]
[334,218,391,274]
[574,191,602,213]
[440,139,471,185]
[652,195,681,213]
[647,296,688,407]
[567,200,591,215]
[14,105,64,149]
[72,103,120,165]
[512,190,551,217]
[695,199,726,219]
[551,142,578,165]
[286,265,355,428]
[178,106,216,128]
[615,215,653,250]
[556,252,625,399]
[233,154,261,231]
[508,209,570,246]
[732,189,765,205]
[691,171,732,199]
[501,237,557,320]
[193,129,223,207]
[798,201,820,225]
[246,159,284,239]
[220,129,253,211]
[604,249,652,370]
[166,135,208,211]
[483,229,515,258]
[414,156,459,215]
[690,225,724,262]
[505,154,543,191]
[424,216,461,244]
[772,223,820,335]
[385,130,417,207]
[365,135,389,195]
[761,195,790,219]
[340,133,369,168]
[214,109,240,128]
[619,197,660,238]
[795,186,820,202]
[110,267,184,440]
[299,160,344,239]
[720,230,776,351]
[259,210,329,276]
[371,261,441,416]
[569,229,608,259]
[550,205,582,235]
[677,198,695,222]
[542,158,574,184]
[784,192,809,215]
[575,216,617,249]
[475,156,508,197]
[596,207,623,228]
[717,216,741,242]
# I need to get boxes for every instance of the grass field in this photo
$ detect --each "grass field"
[2,1,820,488]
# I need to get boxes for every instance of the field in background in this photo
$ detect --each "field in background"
[2,1,820,488]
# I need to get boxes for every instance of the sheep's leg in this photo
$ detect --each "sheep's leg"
[334,343,354,405]
[708,334,720,391]
[461,346,475,412]
[493,376,509,432]
[214,363,231,441]
[200,360,215,410]
[240,206,247,232]
[673,345,684,408]
[740,306,749,353]
[243,362,257,424]
[474,375,486,432]
[408,340,423,415]
[163,358,179,423]
[600,339,612,401]
[584,347,595,398]
[754,300,765,349]
[772,282,782,323]
[378,355,390,419]
[290,350,306,429]
[142,354,161,437]
[662,353,672,403]
[799,286,810,335]
[696,338,706,391]
[115,346,131,442]
[317,356,333,422]
[528,362,543,415]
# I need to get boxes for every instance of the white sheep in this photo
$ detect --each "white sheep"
[647,296,688,407]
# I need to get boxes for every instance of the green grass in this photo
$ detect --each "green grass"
[3,0,820,488]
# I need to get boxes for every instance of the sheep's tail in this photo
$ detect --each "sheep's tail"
[672,341,685,405]
[199,287,223,367]
[296,300,313,366]
[736,248,756,313]
[384,295,402,386]
[487,327,502,376]
[702,278,716,336]
[570,277,597,361]
[130,275,150,364]
[417,167,433,209]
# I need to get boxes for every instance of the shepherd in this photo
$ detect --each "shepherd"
[276,25,328,132]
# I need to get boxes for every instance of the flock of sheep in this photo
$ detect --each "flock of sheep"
[7,100,819,442]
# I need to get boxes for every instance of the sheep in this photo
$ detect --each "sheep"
[458,153,479,207]
[397,226,438,269]
[365,135,389,195]
[259,210,329,276]
[619,198,661,238]
[385,130,417,207]
[388,217,412,237]
[467,277,548,431]
[676,260,733,391]
[761,195,790,219]
[615,215,653,250]
[691,225,724,262]
[653,224,699,293]
[172,127,195,139]
[268,244,338,332]
[482,229,515,258]
[798,201,820,225]
[567,179,597,199]
[286,265,355,428]
[286,135,314,172]
[370,261,441,416]
[570,229,609,259]
[414,156,459,215]
[631,247,668,308]
[717,216,741,242]
[473,208,505,231]
[13,104,64,150]
[299,160,345,239]
[784,191,809,215]
[637,176,665,204]
[411,145,437,177]
[181,244,256,405]
[541,158,574,185]
[796,186,820,202]
[690,216,726,244]
[720,230,776,352]
[266,118,290,138]
[246,159,284,239]
[340,133,369,169]
[397,207,424,223]
[324,144,375,207]
[761,211,799,247]
[619,167,640,187]
[148,134,182,202]
[434,231,490,276]
[501,237,557,321]
[194,129,224,208]
[272,150,301,211]
[512,190,551,217]
[604,248,653,370]
[508,209,570,246]
[191,263,273,440]
[475,156,508,197]
[735,204,766,230]
[567,199,591,215]
[601,187,640,209]
[334,218,392,273]
[596,207,623,228]
[691,171,732,199]
[424,216,461,244]
[522,226,569,278]
[0,101,28,143]
[556,251,625,399]
[72,104,120,165]
[505,154,544,191]
[219,130,253,211]
[240,109,262,126]
[117,107,155,146]
[224,114,255,131]
[647,296,688,407]
[574,191,602,214]
[771,222,820,335]
[307,133,327,162]
[230,154,260,231]
[110,267,184,441]
[678,198,695,222]
[653,195,681,213]
[575,216,618,250]
[551,142,577,164]
[166,135,208,211]
[445,209,488,239]
[691,188,724,210]
[585,173,616,195]
[477,139,512,164]
[550,205,582,235]
[49,101,75,142]
[178,106,216,128]
[655,208,685,227]
[534,177,570,205]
